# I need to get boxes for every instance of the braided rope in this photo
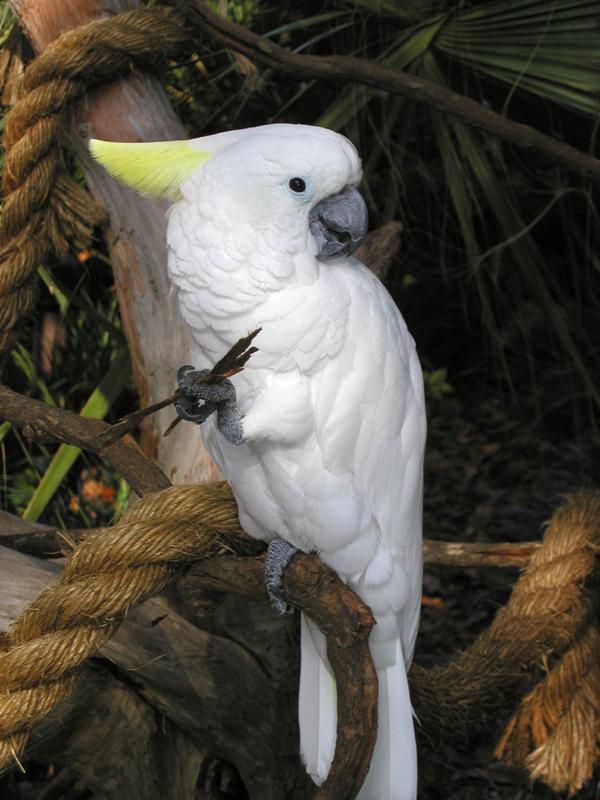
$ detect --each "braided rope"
[0,6,191,354]
[0,481,243,771]
[402,491,600,796]
[492,491,600,795]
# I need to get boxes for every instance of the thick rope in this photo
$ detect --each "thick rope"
[493,491,600,795]
[412,490,600,797]
[2,485,600,795]
[0,6,191,354]
[0,481,243,772]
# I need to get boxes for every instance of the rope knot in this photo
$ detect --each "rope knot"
[494,491,600,796]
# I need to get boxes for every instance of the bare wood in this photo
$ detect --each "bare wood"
[0,385,170,495]
[0,519,543,567]
[0,542,378,799]
[28,664,206,800]
[174,0,600,185]
[355,221,403,283]
[423,538,540,568]
[189,554,378,799]
[0,502,542,568]
[10,0,220,486]
[0,510,84,556]
[0,546,311,799]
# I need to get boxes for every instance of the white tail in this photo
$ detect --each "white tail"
[299,613,337,784]
[299,616,417,800]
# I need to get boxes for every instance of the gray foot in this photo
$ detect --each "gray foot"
[265,537,299,615]
[175,365,244,445]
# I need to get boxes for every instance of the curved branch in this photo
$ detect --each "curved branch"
[0,386,170,495]
[191,554,378,800]
[173,0,600,185]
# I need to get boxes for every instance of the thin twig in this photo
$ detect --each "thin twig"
[100,328,262,445]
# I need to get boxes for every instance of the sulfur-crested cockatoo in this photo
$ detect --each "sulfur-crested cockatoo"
[90,124,426,800]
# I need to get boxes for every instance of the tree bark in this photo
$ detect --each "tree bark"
[0,544,311,799]
[28,665,207,800]
[9,0,220,485]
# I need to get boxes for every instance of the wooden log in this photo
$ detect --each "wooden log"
[26,665,207,800]
[0,545,312,799]
[0,510,74,557]
[355,220,403,283]
[9,0,220,485]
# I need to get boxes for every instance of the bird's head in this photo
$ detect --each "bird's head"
[89,124,368,260]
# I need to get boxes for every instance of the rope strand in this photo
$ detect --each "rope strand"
[0,7,191,353]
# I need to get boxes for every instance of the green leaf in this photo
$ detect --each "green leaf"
[38,266,70,317]
[22,350,131,522]
[317,12,450,129]
[0,421,11,444]
[12,345,56,406]
[435,0,600,115]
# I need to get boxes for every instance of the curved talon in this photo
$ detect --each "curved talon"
[177,364,195,383]
[174,398,216,425]
[174,364,244,444]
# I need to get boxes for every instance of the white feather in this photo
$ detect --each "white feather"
[299,614,337,784]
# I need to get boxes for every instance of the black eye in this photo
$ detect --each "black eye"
[288,177,306,193]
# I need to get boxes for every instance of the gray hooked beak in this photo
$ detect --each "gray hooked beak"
[309,185,368,260]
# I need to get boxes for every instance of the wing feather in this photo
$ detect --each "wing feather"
[313,262,426,551]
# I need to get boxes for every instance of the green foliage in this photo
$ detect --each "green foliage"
[22,350,130,522]
[1,254,133,526]
[423,367,454,400]
[0,3,13,47]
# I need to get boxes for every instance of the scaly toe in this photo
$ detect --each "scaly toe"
[265,537,299,615]
[177,366,212,398]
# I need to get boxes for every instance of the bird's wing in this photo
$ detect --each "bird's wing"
[311,260,426,553]
[310,260,425,661]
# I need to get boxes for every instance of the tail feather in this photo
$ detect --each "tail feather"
[299,613,337,784]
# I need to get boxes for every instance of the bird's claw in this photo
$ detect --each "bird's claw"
[174,396,216,424]
[175,364,244,445]
[265,537,299,615]
[177,365,210,397]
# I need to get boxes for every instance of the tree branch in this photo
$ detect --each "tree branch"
[0,386,170,495]
[423,538,539,568]
[187,554,377,799]
[173,0,600,185]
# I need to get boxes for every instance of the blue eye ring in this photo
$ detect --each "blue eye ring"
[286,176,313,201]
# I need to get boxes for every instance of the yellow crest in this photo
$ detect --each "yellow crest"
[88,139,212,201]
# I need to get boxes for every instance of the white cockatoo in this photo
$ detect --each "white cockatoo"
[90,124,426,800]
